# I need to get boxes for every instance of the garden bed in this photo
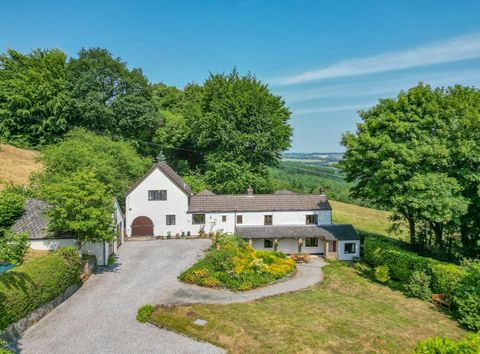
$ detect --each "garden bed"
[179,235,296,291]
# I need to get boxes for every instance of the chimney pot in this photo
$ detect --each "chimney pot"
[319,186,326,195]
[247,186,254,195]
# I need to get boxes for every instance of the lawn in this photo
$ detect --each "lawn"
[0,144,42,190]
[330,200,407,240]
[151,263,466,354]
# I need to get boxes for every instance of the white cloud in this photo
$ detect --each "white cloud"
[294,102,375,115]
[276,32,480,85]
[282,69,480,103]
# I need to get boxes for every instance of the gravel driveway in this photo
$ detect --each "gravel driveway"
[16,239,224,354]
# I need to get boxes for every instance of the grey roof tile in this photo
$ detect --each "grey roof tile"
[188,194,331,213]
[235,224,359,241]
[11,198,50,240]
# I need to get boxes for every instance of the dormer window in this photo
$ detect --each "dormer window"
[148,190,167,201]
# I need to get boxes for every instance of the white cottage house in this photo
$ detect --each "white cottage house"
[125,163,360,261]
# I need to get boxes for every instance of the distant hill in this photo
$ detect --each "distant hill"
[0,144,42,189]
[282,152,343,166]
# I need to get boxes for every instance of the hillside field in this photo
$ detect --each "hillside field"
[0,144,42,190]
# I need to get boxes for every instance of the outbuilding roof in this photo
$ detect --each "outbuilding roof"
[235,224,359,241]
[188,194,331,213]
[11,198,50,240]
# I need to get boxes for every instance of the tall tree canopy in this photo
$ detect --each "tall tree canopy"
[340,84,480,259]
[66,48,161,153]
[154,70,292,193]
[0,49,68,146]
[37,128,152,199]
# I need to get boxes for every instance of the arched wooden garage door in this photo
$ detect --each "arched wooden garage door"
[131,216,154,237]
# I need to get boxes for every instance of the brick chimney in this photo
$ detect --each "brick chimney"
[247,186,254,195]
[319,186,326,195]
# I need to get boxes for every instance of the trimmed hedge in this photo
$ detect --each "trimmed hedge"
[363,237,441,283]
[0,246,81,330]
[364,236,480,331]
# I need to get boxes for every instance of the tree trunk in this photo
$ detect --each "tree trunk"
[407,217,416,247]
[432,223,444,250]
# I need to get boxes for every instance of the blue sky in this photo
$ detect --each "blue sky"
[1,0,480,152]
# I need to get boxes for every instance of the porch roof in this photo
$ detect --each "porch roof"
[235,224,359,241]
[236,225,336,241]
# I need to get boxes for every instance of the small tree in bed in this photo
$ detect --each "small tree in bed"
[41,171,114,249]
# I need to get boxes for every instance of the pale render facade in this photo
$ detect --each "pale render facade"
[125,163,360,261]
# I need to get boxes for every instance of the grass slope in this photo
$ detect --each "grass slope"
[0,144,42,190]
[151,263,466,354]
[330,200,405,237]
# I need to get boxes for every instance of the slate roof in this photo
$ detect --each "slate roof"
[11,198,75,240]
[235,224,359,241]
[11,198,50,240]
[125,162,192,197]
[188,194,331,213]
[273,189,297,195]
[319,224,360,240]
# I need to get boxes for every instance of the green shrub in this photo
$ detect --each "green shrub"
[454,260,480,331]
[364,236,440,283]
[375,266,390,283]
[180,235,296,291]
[414,332,480,353]
[353,261,372,275]
[431,263,468,294]
[0,246,81,330]
[0,231,30,265]
[136,304,154,323]
[0,187,25,228]
[404,271,432,300]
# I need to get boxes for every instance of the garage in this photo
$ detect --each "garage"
[131,216,154,236]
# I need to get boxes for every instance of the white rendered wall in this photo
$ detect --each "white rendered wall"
[337,240,361,261]
[30,239,107,265]
[251,238,325,254]
[125,168,190,237]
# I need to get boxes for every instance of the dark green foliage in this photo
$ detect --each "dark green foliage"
[0,187,25,228]
[37,128,152,199]
[363,236,440,283]
[0,246,81,330]
[404,271,432,300]
[154,69,292,193]
[136,304,154,323]
[414,332,480,353]
[341,84,480,258]
[364,236,479,330]
[0,231,29,265]
[454,261,480,331]
[0,48,69,147]
[66,48,161,154]
[180,235,295,291]
[269,162,372,207]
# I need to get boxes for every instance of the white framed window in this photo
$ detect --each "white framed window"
[344,242,356,254]
[192,214,205,224]
[264,239,273,248]
[148,190,167,200]
[222,215,227,222]
[305,215,318,225]
[236,215,243,224]
[166,215,176,225]
[305,237,318,247]
[264,215,273,225]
